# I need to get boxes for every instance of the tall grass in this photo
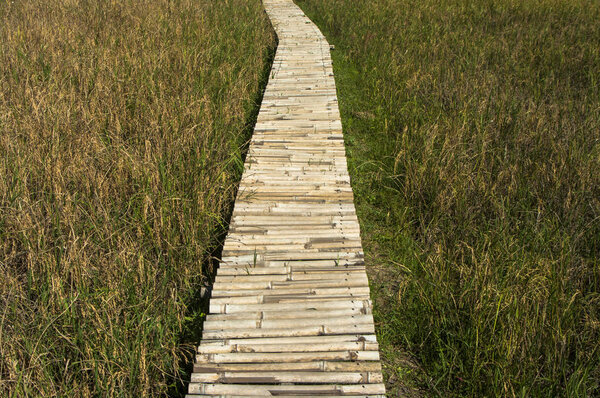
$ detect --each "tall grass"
[0,0,275,396]
[297,0,600,396]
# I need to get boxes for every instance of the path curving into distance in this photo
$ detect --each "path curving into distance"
[187,0,386,396]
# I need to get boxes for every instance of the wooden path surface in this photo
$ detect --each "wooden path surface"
[188,0,385,396]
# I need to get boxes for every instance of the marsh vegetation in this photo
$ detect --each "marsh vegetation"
[0,0,274,396]
[297,0,600,395]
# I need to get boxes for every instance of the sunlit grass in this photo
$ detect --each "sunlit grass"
[0,0,275,396]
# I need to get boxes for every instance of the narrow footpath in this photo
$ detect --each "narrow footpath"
[187,0,386,395]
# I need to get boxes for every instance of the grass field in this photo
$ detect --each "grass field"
[0,0,275,396]
[2,0,599,396]
[296,0,600,396]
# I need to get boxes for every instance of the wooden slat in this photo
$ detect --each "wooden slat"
[188,383,386,395]
[202,314,375,331]
[200,334,378,346]
[196,351,380,364]
[193,360,382,373]
[197,340,378,354]
[187,395,385,398]
[187,0,384,395]
[191,371,383,384]
[187,396,385,398]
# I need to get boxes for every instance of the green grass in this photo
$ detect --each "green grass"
[296,0,600,396]
[0,0,275,396]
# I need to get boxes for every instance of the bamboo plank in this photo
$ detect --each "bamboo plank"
[187,395,384,398]
[210,279,369,294]
[196,350,380,364]
[193,360,382,373]
[211,298,371,314]
[205,307,370,322]
[200,334,378,346]
[188,383,386,395]
[202,314,374,331]
[201,324,376,340]
[197,340,378,354]
[191,371,383,384]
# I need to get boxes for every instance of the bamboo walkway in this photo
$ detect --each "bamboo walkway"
[187,0,385,396]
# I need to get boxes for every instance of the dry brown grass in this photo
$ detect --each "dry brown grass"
[0,0,275,396]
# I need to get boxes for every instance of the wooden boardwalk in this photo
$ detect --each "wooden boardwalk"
[187,0,385,396]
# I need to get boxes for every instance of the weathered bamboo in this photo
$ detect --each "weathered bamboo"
[187,0,384,395]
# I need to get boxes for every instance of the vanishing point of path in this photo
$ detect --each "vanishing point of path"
[187,0,386,396]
